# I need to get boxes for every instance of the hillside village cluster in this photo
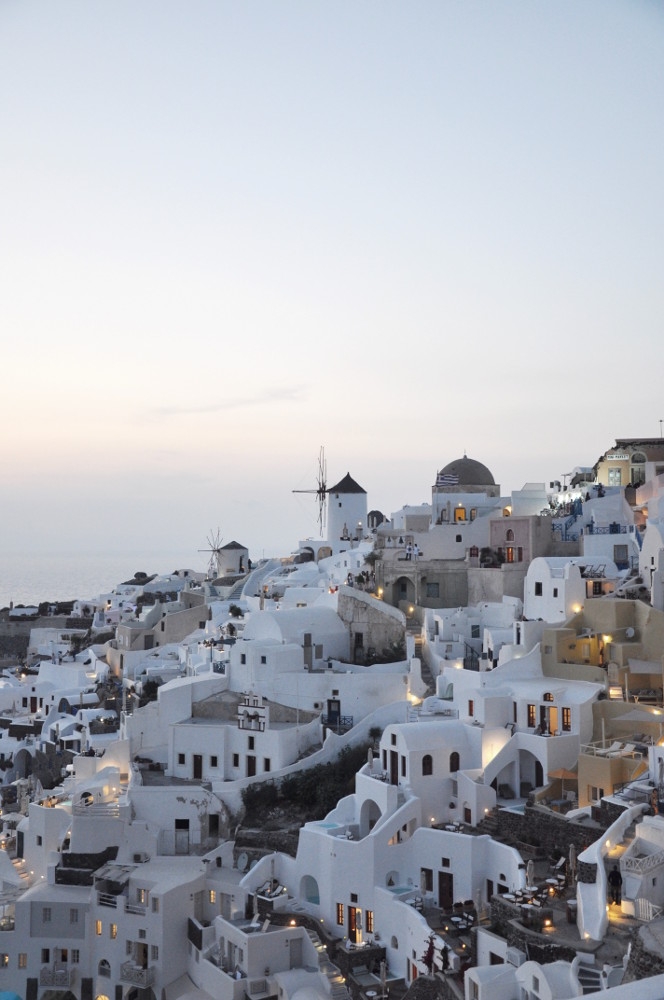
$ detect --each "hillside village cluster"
[4,438,664,1000]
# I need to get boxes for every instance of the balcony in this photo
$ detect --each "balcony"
[121,961,155,987]
[40,963,76,987]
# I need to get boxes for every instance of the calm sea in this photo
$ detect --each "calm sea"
[0,550,204,610]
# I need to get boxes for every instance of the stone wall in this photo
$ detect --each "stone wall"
[490,897,577,964]
[495,804,605,858]
[623,923,664,982]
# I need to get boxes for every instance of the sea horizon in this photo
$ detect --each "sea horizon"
[0,549,208,610]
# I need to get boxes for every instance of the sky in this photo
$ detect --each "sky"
[1,0,663,565]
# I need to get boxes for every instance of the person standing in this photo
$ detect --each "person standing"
[608,864,622,904]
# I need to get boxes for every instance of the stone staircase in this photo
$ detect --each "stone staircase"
[305,928,350,1000]
[576,962,604,994]
[12,856,33,885]
[475,809,500,838]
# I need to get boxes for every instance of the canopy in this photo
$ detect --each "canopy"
[548,768,578,781]
[616,709,663,724]
[628,658,662,674]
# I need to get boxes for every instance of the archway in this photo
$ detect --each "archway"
[359,798,382,838]
[300,874,320,905]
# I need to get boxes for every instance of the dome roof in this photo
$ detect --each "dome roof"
[437,455,495,486]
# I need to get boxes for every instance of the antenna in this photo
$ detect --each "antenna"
[293,446,328,536]
[198,529,223,580]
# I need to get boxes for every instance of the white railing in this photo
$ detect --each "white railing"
[635,897,663,921]
[624,850,664,874]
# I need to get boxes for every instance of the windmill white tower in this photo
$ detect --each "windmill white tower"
[199,529,223,579]
[292,446,328,537]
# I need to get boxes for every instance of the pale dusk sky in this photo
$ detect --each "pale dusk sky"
[1,1,663,563]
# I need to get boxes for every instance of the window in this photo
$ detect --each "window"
[178,753,185,765]
[210,755,218,768]
[614,544,628,565]
[336,903,344,925]
[608,468,622,486]
[0,955,8,968]
[70,908,78,923]
[209,890,217,904]
[151,944,159,960]
[553,587,558,598]
[420,868,433,892]
[260,655,267,664]
[232,753,239,767]
[527,704,536,727]
[110,923,117,939]
[426,583,440,598]
[42,949,50,964]
[455,534,462,543]
[264,758,271,772]
[543,692,553,702]
[137,888,147,904]
[534,582,543,596]
[513,702,517,722]
[43,907,51,922]
[139,928,146,940]
[441,857,450,867]
[248,736,255,750]
[401,755,406,777]
[422,754,433,776]
[240,654,246,664]
[391,734,397,746]
[589,785,604,802]
[449,751,460,773]
[471,625,480,639]
[126,941,133,955]
[562,707,571,731]
[96,920,102,936]
[71,950,80,963]
[468,699,474,717]
[506,529,514,542]
[18,954,27,968]
[36,835,42,845]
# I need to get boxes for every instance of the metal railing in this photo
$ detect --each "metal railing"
[121,961,155,986]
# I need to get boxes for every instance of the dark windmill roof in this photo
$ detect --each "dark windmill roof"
[327,473,366,494]
[221,541,248,551]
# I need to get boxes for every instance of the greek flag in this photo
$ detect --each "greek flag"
[436,472,459,486]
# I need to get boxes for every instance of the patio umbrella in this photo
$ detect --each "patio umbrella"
[380,959,388,996]
[569,843,577,880]
[526,859,535,887]
[548,767,577,796]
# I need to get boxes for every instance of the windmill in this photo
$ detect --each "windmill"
[293,446,328,536]
[199,528,224,580]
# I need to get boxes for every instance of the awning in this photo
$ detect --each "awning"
[163,974,215,1000]
[628,658,663,674]
[548,768,578,781]
[616,708,663,724]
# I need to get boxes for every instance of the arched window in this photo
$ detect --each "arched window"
[506,529,514,542]
[450,751,460,773]
[422,754,433,776]
[98,959,111,978]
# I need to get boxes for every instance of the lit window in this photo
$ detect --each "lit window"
[527,704,536,728]
[336,903,344,925]
[209,890,216,904]
[96,920,102,936]
[137,888,147,904]
[0,954,8,968]
[110,923,117,939]
[366,910,374,933]
[562,707,571,732]
[18,954,27,968]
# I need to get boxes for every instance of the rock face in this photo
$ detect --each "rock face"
[624,922,664,982]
